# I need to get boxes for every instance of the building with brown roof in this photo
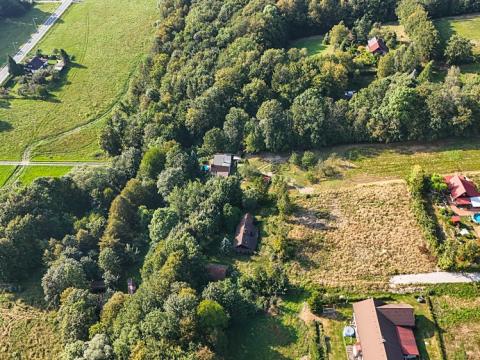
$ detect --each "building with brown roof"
[367,37,389,55]
[352,298,419,360]
[206,263,228,281]
[234,213,258,254]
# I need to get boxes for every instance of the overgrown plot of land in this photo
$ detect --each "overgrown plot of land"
[289,183,436,288]
[0,296,62,359]
[0,3,57,66]
[0,0,156,160]
[431,286,480,359]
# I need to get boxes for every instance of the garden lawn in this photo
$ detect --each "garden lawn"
[0,3,57,66]
[290,35,331,56]
[18,165,72,185]
[0,0,156,160]
[0,165,15,186]
[435,13,480,54]
[227,292,310,360]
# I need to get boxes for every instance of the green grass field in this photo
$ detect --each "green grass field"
[290,35,331,56]
[436,13,480,54]
[18,165,72,185]
[0,165,16,186]
[0,3,57,66]
[31,118,106,161]
[0,0,156,161]
[249,138,480,188]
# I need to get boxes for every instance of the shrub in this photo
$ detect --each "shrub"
[301,151,317,169]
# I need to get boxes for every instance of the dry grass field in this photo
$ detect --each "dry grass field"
[0,296,61,359]
[288,182,436,289]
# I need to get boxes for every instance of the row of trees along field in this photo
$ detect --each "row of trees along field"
[1,0,480,358]
[0,0,30,18]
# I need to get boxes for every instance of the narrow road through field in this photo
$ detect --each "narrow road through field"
[390,272,480,285]
[0,0,74,85]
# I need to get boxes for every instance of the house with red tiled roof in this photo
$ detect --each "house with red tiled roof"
[367,37,389,55]
[352,299,419,360]
[445,174,480,208]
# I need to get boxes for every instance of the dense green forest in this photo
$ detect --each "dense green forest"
[0,0,30,18]
[1,0,480,358]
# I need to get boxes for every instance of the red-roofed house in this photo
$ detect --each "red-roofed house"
[352,299,419,360]
[445,174,480,208]
[367,37,389,55]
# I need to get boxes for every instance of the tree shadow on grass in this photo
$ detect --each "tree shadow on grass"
[0,120,13,132]
[0,99,11,109]
[415,314,437,360]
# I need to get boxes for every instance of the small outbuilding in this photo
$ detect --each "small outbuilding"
[367,37,389,55]
[205,263,228,281]
[210,154,235,177]
[234,213,258,254]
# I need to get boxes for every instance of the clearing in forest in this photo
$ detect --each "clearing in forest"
[288,182,436,289]
[0,0,156,161]
[289,35,332,56]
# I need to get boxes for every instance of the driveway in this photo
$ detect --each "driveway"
[390,271,480,285]
[0,0,74,85]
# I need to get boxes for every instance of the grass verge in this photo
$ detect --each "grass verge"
[0,165,16,186]
[18,165,72,185]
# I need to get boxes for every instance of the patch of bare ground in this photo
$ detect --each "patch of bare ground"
[288,182,436,290]
[299,303,320,324]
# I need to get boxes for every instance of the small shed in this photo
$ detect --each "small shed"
[206,263,228,281]
[367,37,389,55]
[451,215,461,225]
[234,213,258,254]
[90,280,106,294]
[210,154,234,177]
[54,59,65,72]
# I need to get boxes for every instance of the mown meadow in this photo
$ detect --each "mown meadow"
[0,0,156,161]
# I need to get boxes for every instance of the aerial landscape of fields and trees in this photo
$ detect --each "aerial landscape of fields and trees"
[1,0,480,359]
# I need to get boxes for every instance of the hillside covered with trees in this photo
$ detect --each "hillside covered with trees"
[1,0,480,359]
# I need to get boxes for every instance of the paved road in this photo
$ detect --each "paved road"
[390,272,480,285]
[0,0,74,85]
[0,160,105,167]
